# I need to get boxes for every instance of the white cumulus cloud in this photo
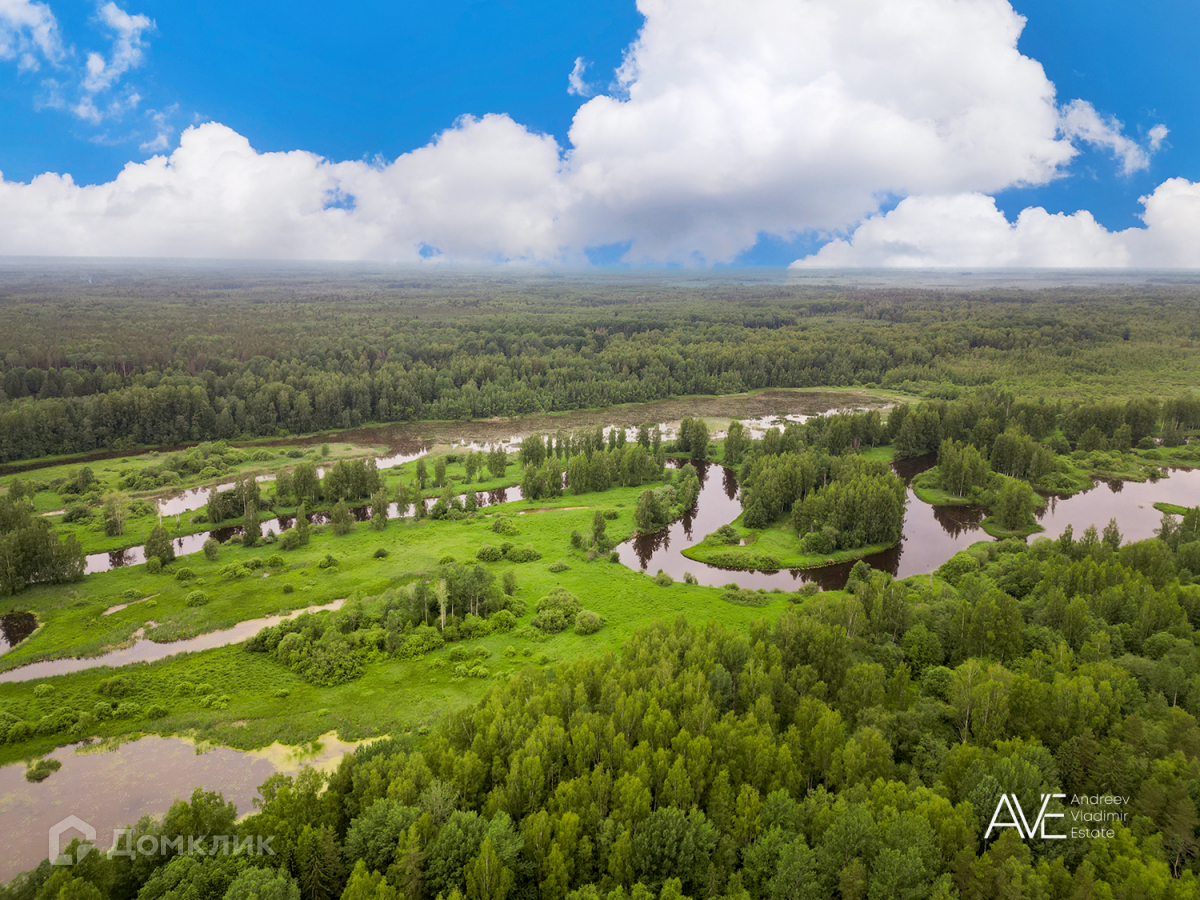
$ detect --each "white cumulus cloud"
[0,0,1185,264]
[791,180,1200,268]
[0,115,568,261]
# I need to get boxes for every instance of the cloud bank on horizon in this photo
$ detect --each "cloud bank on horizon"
[0,0,1195,266]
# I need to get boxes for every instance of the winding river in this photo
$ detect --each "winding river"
[619,456,1200,591]
[4,419,1200,882]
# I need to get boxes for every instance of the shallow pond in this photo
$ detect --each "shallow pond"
[0,731,368,883]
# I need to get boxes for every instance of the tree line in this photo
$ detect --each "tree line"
[5,284,1200,462]
[10,510,1200,899]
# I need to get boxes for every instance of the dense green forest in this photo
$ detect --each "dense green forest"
[4,274,1200,900]
[7,524,1200,900]
[3,275,1200,461]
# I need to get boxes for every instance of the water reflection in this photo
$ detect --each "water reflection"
[87,485,520,575]
[0,612,38,655]
[1035,470,1200,542]
[0,600,345,683]
[619,455,1200,592]
[618,455,974,591]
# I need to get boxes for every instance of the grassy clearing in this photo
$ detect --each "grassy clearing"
[681,514,891,572]
[4,441,385,555]
[0,478,788,766]
[980,517,1045,539]
[1154,501,1190,516]
[910,469,975,506]
[1074,445,1200,483]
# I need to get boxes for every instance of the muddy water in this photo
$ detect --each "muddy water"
[0,600,345,684]
[0,731,371,883]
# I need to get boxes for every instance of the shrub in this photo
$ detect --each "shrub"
[460,615,492,640]
[438,555,456,565]
[654,570,674,586]
[185,591,210,607]
[703,549,781,571]
[173,682,195,696]
[448,645,470,662]
[34,684,54,698]
[799,526,839,556]
[267,555,285,568]
[721,587,771,607]
[574,610,605,635]
[115,701,142,718]
[279,529,302,550]
[506,544,542,563]
[219,564,245,579]
[489,610,517,632]
[570,530,585,549]
[318,554,338,569]
[476,545,503,562]
[97,676,133,698]
[396,624,444,658]
[603,509,620,520]
[374,547,389,559]
[244,557,265,571]
[273,688,290,698]
[25,759,62,782]
[683,572,698,585]
[548,561,570,573]
[502,571,518,595]
[707,524,741,545]
[175,567,196,581]
[531,588,582,633]
[145,704,169,719]
[63,504,92,524]
[282,583,295,594]
[609,551,620,563]
[492,516,520,536]
[145,557,162,574]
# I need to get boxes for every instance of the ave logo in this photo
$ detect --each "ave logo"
[985,793,1067,841]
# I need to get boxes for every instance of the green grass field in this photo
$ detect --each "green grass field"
[0,474,792,767]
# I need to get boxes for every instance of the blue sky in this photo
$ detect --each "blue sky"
[1,0,1198,266]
